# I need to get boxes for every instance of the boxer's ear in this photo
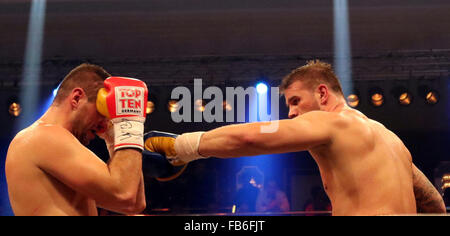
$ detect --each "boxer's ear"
[70,88,86,109]
[317,84,329,105]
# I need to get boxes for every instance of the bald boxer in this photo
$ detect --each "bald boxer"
[5,64,148,216]
[146,60,446,216]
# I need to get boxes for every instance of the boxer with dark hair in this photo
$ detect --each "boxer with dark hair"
[6,64,148,216]
[52,63,111,106]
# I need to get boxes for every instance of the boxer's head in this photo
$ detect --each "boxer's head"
[53,63,111,145]
[280,60,344,118]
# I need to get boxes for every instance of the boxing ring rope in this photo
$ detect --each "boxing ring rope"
[134,210,332,216]
[131,209,450,216]
[132,212,450,216]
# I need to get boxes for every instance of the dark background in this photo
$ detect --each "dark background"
[0,0,449,215]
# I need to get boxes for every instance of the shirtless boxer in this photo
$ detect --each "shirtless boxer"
[5,64,148,216]
[145,60,446,216]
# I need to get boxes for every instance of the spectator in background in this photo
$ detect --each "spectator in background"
[234,177,260,213]
[256,179,290,213]
[303,186,332,215]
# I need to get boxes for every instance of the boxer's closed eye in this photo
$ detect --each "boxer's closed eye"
[288,97,300,106]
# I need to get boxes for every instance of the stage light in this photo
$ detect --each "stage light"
[347,94,359,107]
[443,173,450,191]
[9,103,22,117]
[418,85,440,106]
[334,0,353,95]
[223,101,232,111]
[16,0,47,132]
[371,93,384,107]
[399,92,412,106]
[168,100,179,113]
[443,174,450,183]
[256,83,268,95]
[195,99,205,112]
[426,91,439,105]
[443,182,450,190]
[146,101,155,115]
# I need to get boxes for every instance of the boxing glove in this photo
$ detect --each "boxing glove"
[97,77,148,151]
[144,130,208,165]
[142,131,188,182]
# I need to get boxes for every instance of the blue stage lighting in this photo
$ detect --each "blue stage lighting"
[52,88,58,97]
[15,0,47,132]
[256,83,268,95]
[334,0,353,96]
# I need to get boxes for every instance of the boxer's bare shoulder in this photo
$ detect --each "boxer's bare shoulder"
[6,124,99,216]
[6,124,78,199]
[297,109,359,130]
[7,123,78,164]
[296,109,370,141]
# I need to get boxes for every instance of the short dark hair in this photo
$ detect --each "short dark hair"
[53,63,111,105]
[279,60,344,96]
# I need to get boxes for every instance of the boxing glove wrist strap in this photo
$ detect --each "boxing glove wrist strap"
[174,132,207,163]
[112,117,145,151]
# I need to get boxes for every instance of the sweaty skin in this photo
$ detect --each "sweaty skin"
[7,122,97,216]
[6,90,145,216]
[309,108,416,215]
[198,81,445,216]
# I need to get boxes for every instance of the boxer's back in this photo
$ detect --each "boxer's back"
[310,109,417,215]
[6,123,97,216]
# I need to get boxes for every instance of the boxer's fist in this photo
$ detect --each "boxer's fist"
[97,77,148,151]
[144,131,181,165]
[144,131,208,166]
[97,77,148,120]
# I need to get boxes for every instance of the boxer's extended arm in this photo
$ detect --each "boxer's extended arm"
[144,112,332,164]
[412,164,446,213]
[199,111,332,158]
[34,126,145,214]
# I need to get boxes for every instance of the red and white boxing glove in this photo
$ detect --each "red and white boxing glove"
[96,77,148,151]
